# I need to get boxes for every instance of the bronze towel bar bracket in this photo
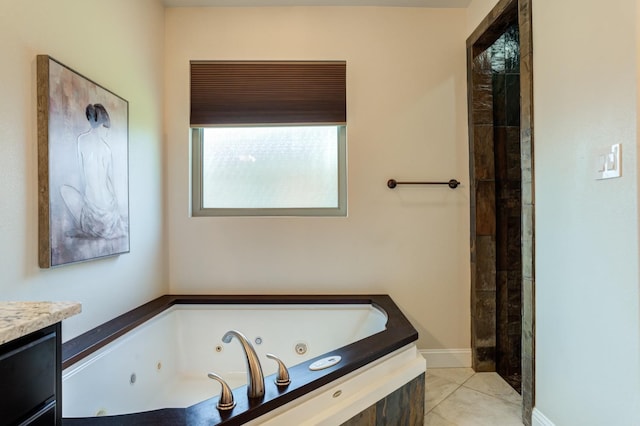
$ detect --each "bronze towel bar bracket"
[387,179,461,189]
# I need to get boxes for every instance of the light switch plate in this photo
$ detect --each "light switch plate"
[595,143,621,180]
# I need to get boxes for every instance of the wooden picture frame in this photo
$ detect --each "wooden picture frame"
[37,55,129,268]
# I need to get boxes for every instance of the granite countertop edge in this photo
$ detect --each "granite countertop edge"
[0,301,82,345]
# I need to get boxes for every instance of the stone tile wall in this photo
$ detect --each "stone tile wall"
[491,24,523,393]
[341,373,425,426]
[470,22,523,387]
[470,46,497,373]
[518,0,535,421]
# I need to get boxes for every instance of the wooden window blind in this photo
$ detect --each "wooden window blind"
[190,61,346,126]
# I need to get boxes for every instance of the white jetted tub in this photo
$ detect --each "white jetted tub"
[62,295,425,425]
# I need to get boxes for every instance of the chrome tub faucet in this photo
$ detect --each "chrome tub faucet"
[222,330,265,399]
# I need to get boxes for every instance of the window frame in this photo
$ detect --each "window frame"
[191,126,347,217]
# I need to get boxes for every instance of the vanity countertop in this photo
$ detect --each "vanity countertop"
[0,301,81,345]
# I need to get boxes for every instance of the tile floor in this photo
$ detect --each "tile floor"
[424,368,524,426]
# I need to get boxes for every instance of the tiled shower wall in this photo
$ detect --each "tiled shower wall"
[470,45,498,373]
[469,24,522,389]
[468,0,534,422]
[491,25,522,392]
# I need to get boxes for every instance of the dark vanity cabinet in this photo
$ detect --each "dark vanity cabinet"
[0,323,61,426]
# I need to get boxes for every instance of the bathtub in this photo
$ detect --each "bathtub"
[62,295,426,425]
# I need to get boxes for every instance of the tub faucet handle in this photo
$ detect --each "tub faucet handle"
[266,353,291,387]
[208,372,236,411]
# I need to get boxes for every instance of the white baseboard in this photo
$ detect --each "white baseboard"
[419,349,472,368]
[532,408,555,426]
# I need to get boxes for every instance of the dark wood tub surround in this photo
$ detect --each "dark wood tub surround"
[62,295,419,426]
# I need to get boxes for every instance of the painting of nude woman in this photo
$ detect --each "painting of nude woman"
[37,56,129,267]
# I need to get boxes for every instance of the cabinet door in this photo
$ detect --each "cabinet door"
[0,330,56,425]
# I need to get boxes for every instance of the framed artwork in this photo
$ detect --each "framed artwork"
[37,55,129,268]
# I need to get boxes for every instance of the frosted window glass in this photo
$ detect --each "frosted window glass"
[201,126,340,209]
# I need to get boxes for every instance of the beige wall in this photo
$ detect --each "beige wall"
[165,7,471,351]
[0,0,167,340]
[465,0,499,35]
[532,0,640,423]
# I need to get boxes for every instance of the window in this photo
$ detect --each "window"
[191,126,346,216]
[190,61,347,217]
